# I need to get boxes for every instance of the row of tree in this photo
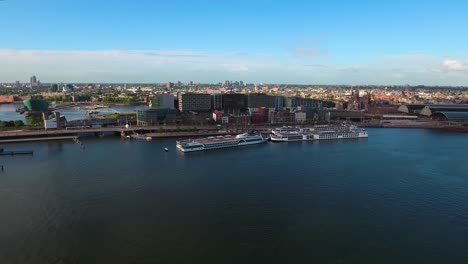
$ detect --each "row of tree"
[0,120,25,128]
[96,96,140,104]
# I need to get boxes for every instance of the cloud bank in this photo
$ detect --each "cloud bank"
[442,59,467,70]
[1,49,468,85]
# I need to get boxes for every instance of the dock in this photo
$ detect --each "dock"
[0,150,34,155]
[0,136,76,144]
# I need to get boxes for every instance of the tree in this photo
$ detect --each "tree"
[14,120,24,127]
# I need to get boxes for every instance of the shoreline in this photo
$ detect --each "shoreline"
[0,125,463,144]
[0,136,76,143]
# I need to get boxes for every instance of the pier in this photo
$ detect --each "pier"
[0,125,217,138]
[0,136,76,144]
[0,125,268,141]
[0,149,34,155]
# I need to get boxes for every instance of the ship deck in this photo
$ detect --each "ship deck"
[179,135,240,145]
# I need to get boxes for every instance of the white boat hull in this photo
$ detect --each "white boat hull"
[271,132,368,142]
[176,134,266,153]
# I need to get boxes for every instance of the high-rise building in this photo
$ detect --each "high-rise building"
[211,93,223,110]
[222,93,248,112]
[166,82,174,89]
[178,93,211,112]
[247,93,275,109]
[274,96,285,111]
[224,80,231,87]
[30,75,37,87]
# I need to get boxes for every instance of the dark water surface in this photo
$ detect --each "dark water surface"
[0,129,467,264]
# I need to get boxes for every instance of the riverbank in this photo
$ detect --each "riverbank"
[0,123,464,144]
[0,136,76,143]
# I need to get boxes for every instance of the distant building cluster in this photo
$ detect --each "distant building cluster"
[136,92,330,126]
[1,76,468,128]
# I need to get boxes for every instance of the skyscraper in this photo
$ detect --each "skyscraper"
[166,82,174,89]
[30,75,37,87]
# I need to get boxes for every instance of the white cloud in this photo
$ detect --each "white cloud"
[0,49,265,83]
[222,64,249,72]
[294,47,328,57]
[442,59,467,70]
[2,49,468,85]
[392,72,404,79]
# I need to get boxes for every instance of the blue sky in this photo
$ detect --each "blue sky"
[1,0,468,85]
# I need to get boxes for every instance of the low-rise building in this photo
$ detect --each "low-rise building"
[295,112,306,123]
[137,108,177,125]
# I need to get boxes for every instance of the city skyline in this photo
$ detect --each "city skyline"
[1,0,468,85]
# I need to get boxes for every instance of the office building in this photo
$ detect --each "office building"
[274,96,285,111]
[178,93,211,112]
[285,97,322,108]
[222,93,248,112]
[149,94,175,109]
[247,93,275,109]
[137,108,177,125]
[211,93,223,110]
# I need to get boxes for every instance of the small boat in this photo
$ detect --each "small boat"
[131,134,151,140]
[95,104,109,109]
[164,148,169,152]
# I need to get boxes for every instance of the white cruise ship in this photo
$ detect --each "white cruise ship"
[270,125,368,142]
[176,133,266,152]
[271,125,356,135]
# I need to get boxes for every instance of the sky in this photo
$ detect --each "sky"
[1,0,468,85]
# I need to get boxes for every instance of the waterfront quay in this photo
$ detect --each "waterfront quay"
[0,120,465,143]
[0,125,269,143]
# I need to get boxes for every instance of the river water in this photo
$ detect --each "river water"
[0,128,467,263]
[0,103,147,123]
